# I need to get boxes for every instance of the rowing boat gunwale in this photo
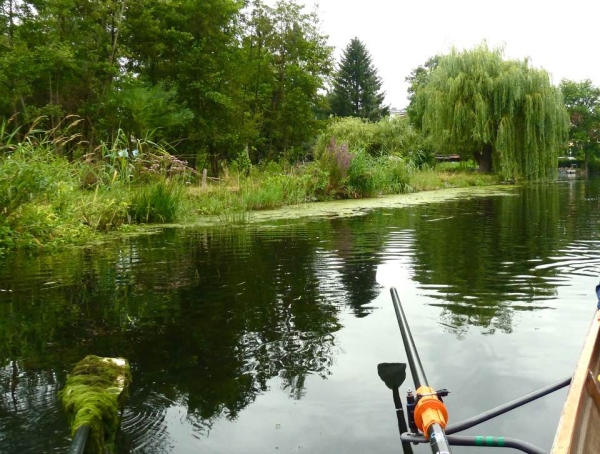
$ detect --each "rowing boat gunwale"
[551,309,600,453]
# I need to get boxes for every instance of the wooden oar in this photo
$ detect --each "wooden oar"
[376,263,452,454]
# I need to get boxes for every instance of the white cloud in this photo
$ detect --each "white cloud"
[270,0,600,108]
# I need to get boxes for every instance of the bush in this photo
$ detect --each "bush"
[6,203,59,247]
[380,157,411,194]
[314,116,424,159]
[370,116,419,156]
[0,146,75,215]
[129,179,184,223]
[263,160,283,175]
[297,163,330,200]
[79,133,195,189]
[314,117,375,158]
[80,191,130,231]
[135,150,194,183]
[319,139,353,194]
[406,148,435,169]
[346,148,378,197]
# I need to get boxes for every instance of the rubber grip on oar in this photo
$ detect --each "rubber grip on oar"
[414,386,449,438]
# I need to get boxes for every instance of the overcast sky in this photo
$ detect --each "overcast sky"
[280,0,600,109]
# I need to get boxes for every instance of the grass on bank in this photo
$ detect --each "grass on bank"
[0,120,500,252]
[0,125,194,251]
[187,154,498,216]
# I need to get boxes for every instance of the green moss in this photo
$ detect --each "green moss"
[59,355,132,454]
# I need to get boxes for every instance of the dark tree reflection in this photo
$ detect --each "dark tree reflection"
[1,181,600,452]
[0,225,346,450]
[407,184,599,336]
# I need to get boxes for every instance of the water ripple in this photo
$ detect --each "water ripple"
[0,366,68,453]
[533,241,600,276]
[121,391,172,453]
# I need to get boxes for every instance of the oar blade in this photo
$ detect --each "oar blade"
[377,362,407,390]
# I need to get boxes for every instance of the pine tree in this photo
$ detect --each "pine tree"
[330,38,388,121]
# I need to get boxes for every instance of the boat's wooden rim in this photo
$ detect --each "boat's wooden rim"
[551,309,600,453]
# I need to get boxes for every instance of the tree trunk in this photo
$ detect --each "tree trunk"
[208,144,219,176]
[474,144,493,172]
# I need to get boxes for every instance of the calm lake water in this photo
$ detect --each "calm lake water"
[1,180,600,453]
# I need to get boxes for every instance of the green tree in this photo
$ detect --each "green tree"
[0,0,333,169]
[0,0,130,145]
[559,79,600,171]
[241,0,333,162]
[405,55,439,127]
[101,78,194,145]
[0,1,57,128]
[330,38,388,121]
[123,0,246,170]
[416,44,569,180]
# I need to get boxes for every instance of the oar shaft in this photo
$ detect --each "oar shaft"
[390,287,453,454]
[427,423,452,454]
[390,287,428,388]
[68,425,89,454]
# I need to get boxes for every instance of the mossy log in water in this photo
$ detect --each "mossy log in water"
[59,355,132,453]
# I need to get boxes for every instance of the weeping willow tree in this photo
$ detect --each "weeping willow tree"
[416,45,569,180]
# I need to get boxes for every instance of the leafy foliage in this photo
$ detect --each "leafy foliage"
[329,38,389,121]
[559,79,600,170]
[0,0,332,168]
[241,0,333,162]
[129,179,184,223]
[416,44,569,180]
[0,124,196,250]
[346,148,378,197]
[0,146,73,216]
[106,80,194,143]
[314,116,424,159]
[380,157,411,193]
[405,55,440,127]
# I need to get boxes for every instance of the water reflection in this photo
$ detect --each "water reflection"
[0,180,599,452]
[405,184,600,337]
[1,227,349,452]
[0,363,68,453]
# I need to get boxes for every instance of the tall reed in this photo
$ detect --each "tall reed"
[129,179,184,223]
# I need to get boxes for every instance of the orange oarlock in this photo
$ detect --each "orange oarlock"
[413,386,449,439]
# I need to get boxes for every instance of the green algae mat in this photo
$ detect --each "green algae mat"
[59,355,131,454]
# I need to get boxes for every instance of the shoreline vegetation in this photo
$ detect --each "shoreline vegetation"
[0,117,502,254]
[1,0,598,255]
